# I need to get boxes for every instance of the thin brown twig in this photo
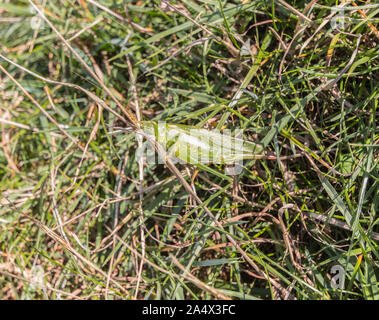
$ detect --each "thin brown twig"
[126,56,146,300]
[87,0,153,34]
[277,0,313,23]
[322,34,362,90]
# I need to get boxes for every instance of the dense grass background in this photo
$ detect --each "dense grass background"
[0,0,378,299]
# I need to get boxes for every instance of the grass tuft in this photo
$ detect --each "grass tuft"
[0,0,378,300]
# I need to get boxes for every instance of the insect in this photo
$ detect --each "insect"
[138,121,277,169]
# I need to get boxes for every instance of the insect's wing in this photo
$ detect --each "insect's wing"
[176,128,264,164]
[141,122,264,165]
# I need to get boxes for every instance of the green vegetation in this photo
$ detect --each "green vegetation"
[0,0,378,300]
